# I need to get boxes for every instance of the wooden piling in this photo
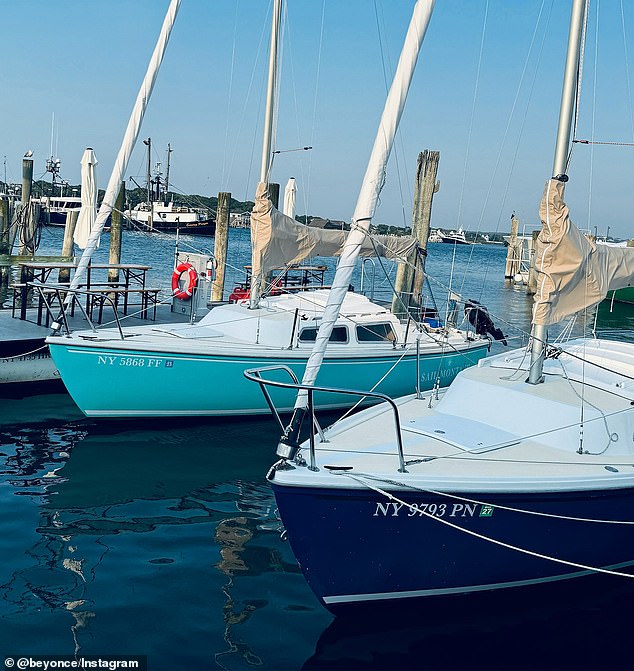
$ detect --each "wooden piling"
[0,198,9,303]
[504,213,520,278]
[108,182,125,283]
[59,210,79,283]
[212,191,230,302]
[18,157,35,255]
[392,150,440,319]
[0,198,10,255]
[526,230,539,294]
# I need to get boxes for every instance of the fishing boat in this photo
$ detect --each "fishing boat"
[125,140,215,235]
[37,195,82,226]
[126,200,215,236]
[259,0,634,612]
[45,0,490,418]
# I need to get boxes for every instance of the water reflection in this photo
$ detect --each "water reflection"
[304,575,634,670]
[0,411,308,668]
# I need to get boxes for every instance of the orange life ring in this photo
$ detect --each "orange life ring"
[172,262,198,300]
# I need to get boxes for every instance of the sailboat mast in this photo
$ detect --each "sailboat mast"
[249,0,283,310]
[165,143,172,199]
[276,0,435,459]
[528,0,587,385]
[260,0,282,183]
[144,137,152,204]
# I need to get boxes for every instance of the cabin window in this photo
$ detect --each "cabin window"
[298,326,349,343]
[356,323,396,343]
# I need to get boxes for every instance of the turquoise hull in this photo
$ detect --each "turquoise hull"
[49,342,488,417]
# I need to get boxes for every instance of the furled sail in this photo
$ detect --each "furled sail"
[250,182,418,283]
[64,0,181,299]
[275,0,435,459]
[533,178,634,326]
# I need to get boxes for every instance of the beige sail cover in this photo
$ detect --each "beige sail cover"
[250,183,418,283]
[533,178,634,325]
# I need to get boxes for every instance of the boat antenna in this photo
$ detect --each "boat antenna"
[528,0,587,385]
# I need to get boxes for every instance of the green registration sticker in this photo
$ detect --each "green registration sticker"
[479,505,494,517]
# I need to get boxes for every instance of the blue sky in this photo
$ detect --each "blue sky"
[2,1,634,239]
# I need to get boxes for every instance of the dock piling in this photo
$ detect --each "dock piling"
[392,150,439,319]
[211,191,230,302]
[108,182,125,284]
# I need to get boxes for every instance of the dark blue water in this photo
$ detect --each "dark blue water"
[1,228,632,670]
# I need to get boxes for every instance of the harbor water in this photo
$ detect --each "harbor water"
[1,227,632,670]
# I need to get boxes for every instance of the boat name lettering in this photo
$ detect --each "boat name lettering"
[97,355,163,368]
[420,366,462,383]
[373,502,481,518]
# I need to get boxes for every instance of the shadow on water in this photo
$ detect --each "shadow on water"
[303,575,634,671]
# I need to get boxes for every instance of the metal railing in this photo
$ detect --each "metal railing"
[244,364,408,472]
[30,283,126,339]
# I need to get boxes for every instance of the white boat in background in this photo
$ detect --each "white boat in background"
[37,194,82,226]
[260,0,634,612]
[125,200,215,236]
[437,228,469,244]
[126,139,215,235]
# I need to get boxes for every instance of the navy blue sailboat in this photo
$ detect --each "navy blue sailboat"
[260,0,634,612]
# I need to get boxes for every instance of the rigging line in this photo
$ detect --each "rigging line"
[220,0,271,200]
[620,0,634,142]
[373,397,633,464]
[574,139,634,146]
[220,0,240,191]
[555,353,616,456]
[334,343,420,423]
[344,472,634,526]
[373,0,409,229]
[304,0,325,222]
[340,473,634,579]
[361,240,464,374]
[477,0,554,301]
[550,343,634,383]
[585,0,599,244]
[566,0,590,172]
[458,0,550,299]
[455,0,488,235]
[284,3,310,217]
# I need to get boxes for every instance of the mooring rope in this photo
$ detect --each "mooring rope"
[339,471,634,579]
[340,470,634,525]
[0,344,49,360]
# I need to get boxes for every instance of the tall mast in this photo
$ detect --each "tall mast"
[165,143,172,199]
[260,0,282,183]
[249,0,283,309]
[144,137,152,204]
[528,0,587,385]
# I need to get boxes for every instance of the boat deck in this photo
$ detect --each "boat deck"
[277,349,634,493]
